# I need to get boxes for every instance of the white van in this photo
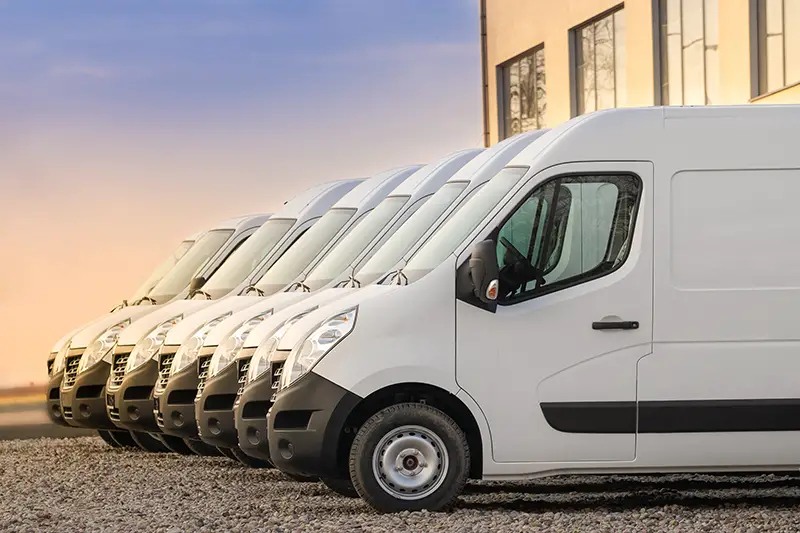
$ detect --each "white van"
[46,232,199,444]
[267,105,800,512]
[57,214,271,435]
[192,150,483,462]
[88,179,362,451]
[112,167,420,452]
[234,131,548,468]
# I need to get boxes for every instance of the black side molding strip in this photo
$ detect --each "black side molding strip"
[541,398,800,434]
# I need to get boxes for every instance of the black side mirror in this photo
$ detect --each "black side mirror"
[468,239,500,305]
[188,276,207,293]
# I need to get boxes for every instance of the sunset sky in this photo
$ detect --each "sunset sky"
[0,0,481,388]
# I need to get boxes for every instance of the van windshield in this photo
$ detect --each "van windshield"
[202,218,296,296]
[400,167,529,281]
[130,239,194,301]
[147,229,234,302]
[304,196,409,289]
[355,182,468,284]
[254,208,356,294]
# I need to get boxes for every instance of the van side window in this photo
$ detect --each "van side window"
[495,174,640,302]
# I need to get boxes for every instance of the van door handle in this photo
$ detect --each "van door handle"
[592,320,639,331]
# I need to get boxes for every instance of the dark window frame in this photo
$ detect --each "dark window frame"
[571,4,627,116]
[756,0,800,96]
[497,43,546,140]
[487,171,643,307]
[657,0,720,105]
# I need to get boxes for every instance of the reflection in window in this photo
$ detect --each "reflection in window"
[575,7,626,115]
[500,45,546,139]
[659,0,719,105]
[758,0,800,94]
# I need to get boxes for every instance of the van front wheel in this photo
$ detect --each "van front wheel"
[349,403,469,513]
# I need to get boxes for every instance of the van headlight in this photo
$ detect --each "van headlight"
[169,312,232,377]
[125,315,183,373]
[52,342,71,375]
[78,320,131,373]
[280,307,356,390]
[209,310,273,377]
[247,308,317,383]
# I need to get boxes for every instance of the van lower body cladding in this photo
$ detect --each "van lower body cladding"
[107,359,159,432]
[46,370,70,427]
[235,365,281,461]
[268,372,360,478]
[60,362,116,430]
[196,362,240,448]
[153,364,200,439]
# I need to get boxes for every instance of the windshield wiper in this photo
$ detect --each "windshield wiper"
[289,281,311,293]
[109,300,129,312]
[242,284,265,296]
[133,296,157,306]
[189,289,212,300]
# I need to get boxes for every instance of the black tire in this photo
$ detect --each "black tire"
[230,445,272,468]
[130,431,170,453]
[97,430,121,448]
[158,434,195,455]
[217,447,238,461]
[184,438,222,456]
[349,403,469,513]
[321,476,359,498]
[108,430,138,448]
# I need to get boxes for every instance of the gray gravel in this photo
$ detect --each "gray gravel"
[3,436,800,532]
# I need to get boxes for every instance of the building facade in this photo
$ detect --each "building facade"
[480,0,800,146]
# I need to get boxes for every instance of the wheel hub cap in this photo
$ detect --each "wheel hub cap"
[372,425,449,500]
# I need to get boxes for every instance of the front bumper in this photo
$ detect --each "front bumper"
[196,352,251,448]
[235,360,282,461]
[267,371,361,478]
[46,370,69,427]
[60,356,115,430]
[153,348,208,439]
[107,356,160,433]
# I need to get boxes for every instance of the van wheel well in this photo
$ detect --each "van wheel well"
[337,383,483,480]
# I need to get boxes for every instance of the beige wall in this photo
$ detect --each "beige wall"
[483,0,800,146]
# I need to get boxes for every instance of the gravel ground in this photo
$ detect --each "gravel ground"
[3,436,800,532]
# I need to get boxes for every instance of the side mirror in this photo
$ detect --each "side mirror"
[188,276,207,293]
[468,239,500,304]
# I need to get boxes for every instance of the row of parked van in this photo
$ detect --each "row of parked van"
[47,106,800,512]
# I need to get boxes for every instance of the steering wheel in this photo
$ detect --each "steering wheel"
[499,236,528,264]
[498,236,546,288]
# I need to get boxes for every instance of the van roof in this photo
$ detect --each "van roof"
[388,150,483,197]
[269,179,365,220]
[213,213,272,230]
[332,165,423,210]
[447,129,549,185]
[509,105,800,171]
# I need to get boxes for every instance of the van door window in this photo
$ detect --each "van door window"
[495,174,640,302]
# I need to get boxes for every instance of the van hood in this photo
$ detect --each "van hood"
[116,299,217,346]
[69,305,163,349]
[163,295,263,346]
[51,323,98,354]
[278,285,398,351]
[243,288,358,349]
[202,292,314,347]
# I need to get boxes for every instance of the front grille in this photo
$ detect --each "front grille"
[109,408,120,421]
[154,397,163,426]
[108,351,131,389]
[235,357,252,397]
[62,354,82,389]
[269,362,284,402]
[156,353,175,392]
[195,355,213,398]
[62,406,73,419]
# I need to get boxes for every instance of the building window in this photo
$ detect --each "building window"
[758,0,800,95]
[499,45,546,139]
[659,0,719,105]
[574,6,626,115]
